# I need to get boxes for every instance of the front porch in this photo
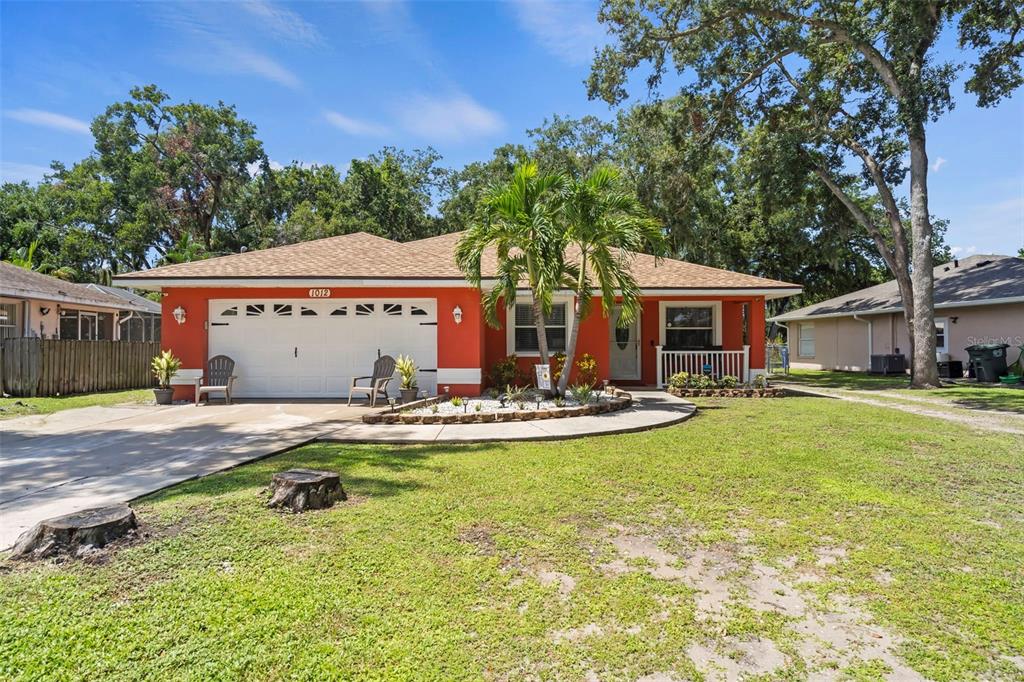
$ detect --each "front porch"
[655,346,752,387]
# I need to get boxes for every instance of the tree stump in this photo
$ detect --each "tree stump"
[11,505,138,560]
[267,469,345,513]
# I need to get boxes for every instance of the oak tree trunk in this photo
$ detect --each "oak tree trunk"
[907,134,940,388]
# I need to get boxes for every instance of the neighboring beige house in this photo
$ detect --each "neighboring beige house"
[0,262,161,341]
[770,254,1024,374]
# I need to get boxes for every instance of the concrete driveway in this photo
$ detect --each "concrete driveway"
[0,401,370,550]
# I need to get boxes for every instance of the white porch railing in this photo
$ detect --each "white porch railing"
[656,345,750,387]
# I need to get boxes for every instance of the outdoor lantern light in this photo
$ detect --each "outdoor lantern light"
[452,305,463,325]
[172,306,187,325]
[39,306,51,316]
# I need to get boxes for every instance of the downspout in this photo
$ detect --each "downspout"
[853,314,873,371]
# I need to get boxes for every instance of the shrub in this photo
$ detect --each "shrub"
[576,353,598,388]
[553,396,565,407]
[569,383,594,404]
[395,355,418,389]
[489,355,524,388]
[450,396,464,407]
[691,374,715,389]
[551,352,567,383]
[430,404,439,414]
[485,387,500,399]
[752,374,769,389]
[668,371,691,389]
[474,402,482,412]
[718,375,738,389]
[504,384,530,404]
[151,350,182,388]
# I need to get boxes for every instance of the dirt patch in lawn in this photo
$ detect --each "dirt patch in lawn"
[585,524,927,680]
[457,523,498,556]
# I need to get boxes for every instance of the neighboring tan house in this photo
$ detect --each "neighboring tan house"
[770,254,1024,373]
[0,262,161,342]
[113,231,802,400]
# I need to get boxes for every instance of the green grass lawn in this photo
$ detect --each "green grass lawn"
[778,369,1024,414]
[2,397,1022,680]
[0,388,153,420]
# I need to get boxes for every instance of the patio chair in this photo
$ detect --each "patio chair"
[194,355,237,406]
[348,355,397,407]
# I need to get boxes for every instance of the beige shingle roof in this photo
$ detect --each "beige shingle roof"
[115,230,799,290]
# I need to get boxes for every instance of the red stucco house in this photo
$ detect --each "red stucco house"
[114,232,801,400]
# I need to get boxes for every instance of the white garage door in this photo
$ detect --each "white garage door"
[208,299,437,398]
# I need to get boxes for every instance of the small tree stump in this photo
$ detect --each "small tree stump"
[267,469,345,513]
[12,505,138,560]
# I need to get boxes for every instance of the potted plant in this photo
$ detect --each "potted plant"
[395,354,419,404]
[151,350,182,405]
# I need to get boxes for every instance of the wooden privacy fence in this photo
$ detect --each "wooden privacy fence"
[0,339,160,397]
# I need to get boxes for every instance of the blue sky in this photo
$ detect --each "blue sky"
[2,0,1021,257]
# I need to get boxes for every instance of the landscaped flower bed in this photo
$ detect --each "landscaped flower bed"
[362,389,633,424]
[665,371,785,398]
[667,387,785,398]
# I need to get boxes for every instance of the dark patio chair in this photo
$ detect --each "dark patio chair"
[348,355,397,407]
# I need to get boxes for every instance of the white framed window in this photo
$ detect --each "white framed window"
[934,318,948,354]
[798,323,816,358]
[658,301,722,349]
[510,301,568,354]
[0,302,20,339]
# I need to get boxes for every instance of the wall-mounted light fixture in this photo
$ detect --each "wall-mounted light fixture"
[172,306,187,325]
[452,305,463,325]
[39,306,51,316]
[950,316,959,324]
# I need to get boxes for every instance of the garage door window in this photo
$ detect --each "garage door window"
[273,304,292,316]
[383,303,402,316]
[246,304,264,316]
[300,306,318,317]
[330,306,348,316]
[221,306,238,317]
[356,304,374,316]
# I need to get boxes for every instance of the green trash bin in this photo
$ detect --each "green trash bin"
[965,343,1009,382]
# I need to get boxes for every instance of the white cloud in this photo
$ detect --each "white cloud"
[151,3,304,89]
[931,156,948,172]
[239,0,323,45]
[0,161,53,183]
[220,44,302,89]
[323,110,390,137]
[394,94,504,142]
[509,0,604,66]
[950,245,978,256]
[5,108,90,135]
[246,158,287,177]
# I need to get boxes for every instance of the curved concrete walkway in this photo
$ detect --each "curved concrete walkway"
[320,390,695,443]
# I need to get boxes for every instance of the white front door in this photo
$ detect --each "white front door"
[208,299,438,398]
[608,305,641,380]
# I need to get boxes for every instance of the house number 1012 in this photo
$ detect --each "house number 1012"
[308,288,331,298]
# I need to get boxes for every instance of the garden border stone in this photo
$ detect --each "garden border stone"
[362,389,634,425]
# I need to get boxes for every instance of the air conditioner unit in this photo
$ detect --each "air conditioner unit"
[869,354,906,375]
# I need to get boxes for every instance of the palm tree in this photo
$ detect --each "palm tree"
[455,162,566,367]
[556,165,665,396]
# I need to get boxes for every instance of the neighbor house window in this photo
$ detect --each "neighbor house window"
[798,323,816,357]
[513,302,567,353]
[59,310,80,339]
[0,302,20,339]
[934,318,947,353]
[664,306,713,349]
